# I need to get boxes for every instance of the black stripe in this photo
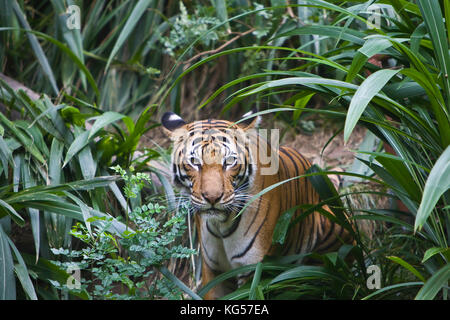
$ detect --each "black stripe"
[295,148,313,208]
[206,222,223,238]
[217,135,230,144]
[205,214,242,239]
[282,149,302,255]
[174,175,183,186]
[243,196,262,236]
[316,224,341,253]
[277,157,291,255]
[279,149,303,254]
[280,147,301,178]
[289,148,309,165]
[278,152,291,220]
[319,217,335,247]
[288,148,309,173]
[237,155,248,186]
[232,212,268,260]
[231,164,242,177]
[247,158,253,177]
[243,164,267,235]
[295,216,306,253]
[219,214,242,238]
[305,214,316,252]
[192,137,203,145]
[243,162,265,237]
[280,148,301,217]
[201,240,219,266]
[237,176,249,189]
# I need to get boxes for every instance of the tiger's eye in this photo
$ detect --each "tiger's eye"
[224,155,237,167]
[190,156,201,166]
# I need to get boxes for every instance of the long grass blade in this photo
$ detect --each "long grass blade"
[387,256,426,282]
[417,0,450,102]
[105,0,153,71]
[249,262,263,300]
[415,146,450,232]
[11,1,58,95]
[157,265,202,300]
[362,282,423,300]
[415,264,450,300]
[6,236,38,300]
[344,69,400,143]
[0,223,16,299]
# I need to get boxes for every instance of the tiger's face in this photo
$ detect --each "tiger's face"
[161,112,259,221]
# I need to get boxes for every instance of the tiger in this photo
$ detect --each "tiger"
[161,109,354,299]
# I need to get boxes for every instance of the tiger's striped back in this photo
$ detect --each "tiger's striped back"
[274,146,352,256]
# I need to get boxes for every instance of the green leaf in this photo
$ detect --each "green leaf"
[11,1,58,95]
[198,262,288,298]
[0,113,46,164]
[49,138,64,185]
[363,282,423,300]
[88,112,125,140]
[422,247,450,263]
[6,236,37,300]
[417,0,450,101]
[0,136,13,179]
[50,0,86,89]
[278,25,365,46]
[66,193,92,237]
[445,0,450,49]
[375,155,421,202]
[105,0,153,70]
[344,69,400,143]
[20,158,40,263]
[0,199,24,226]
[0,223,16,299]
[415,146,450,232]
[346,37,393,83]
[63,130,89,168]
[157,265,202,300]
[249,262,263,300]
[272,207,296,245]
[269,265,344,285]
[415,264,450,300]
[20,253,89,300]
[293,92,315,121]
[410,23,428,54]
[0,27,99,98]
[6,176,117,202]
[387,256,426,282]
[63,112,124,167]
[211,0,229,30]
[75,126,97,180]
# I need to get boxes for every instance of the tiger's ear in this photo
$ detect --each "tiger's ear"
[161,112,187,140]
[239,107,261,130]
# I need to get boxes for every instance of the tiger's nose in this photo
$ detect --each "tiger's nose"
[202,191,223,205]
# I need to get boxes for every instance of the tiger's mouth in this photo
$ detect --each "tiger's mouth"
[194,198,246,215]
[200,208,228,215]
[198,208,229,222]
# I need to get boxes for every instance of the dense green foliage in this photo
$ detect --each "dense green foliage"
[52,166,195,299]
[0,0,448,300]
